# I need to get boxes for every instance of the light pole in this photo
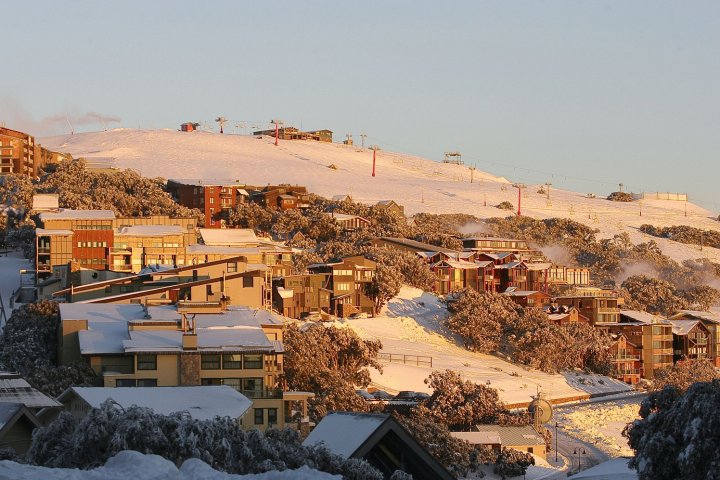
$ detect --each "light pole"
[573,447,586,473]
[554,422,558,462]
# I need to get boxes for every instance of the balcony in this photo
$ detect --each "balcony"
[613,354,640,361]
[240,389,283,399]
[37,247,51,254]
[597,308,620,314]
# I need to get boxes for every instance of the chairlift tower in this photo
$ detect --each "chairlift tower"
[215,117,227,134]
[512,183,527,216]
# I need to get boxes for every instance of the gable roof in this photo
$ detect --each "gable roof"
[59,386,252,421]
[0,373,62,409]
[303,412,454,480]
[199,228,259,246]
[0,403,41,437]
[620,310,670,325]
[667,319,705,336]
[669,310,720,324]
[373,237,460,255]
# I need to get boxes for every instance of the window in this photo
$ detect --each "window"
[267,408,278,425]
[201,354,221,370]
[137,354,157,370]
[222,378,242,390]
[210,197,214,204]
[206,285,213,296]
[137,379,158,387]
[120,286,134,293]
[336,283,351,291]
[201,378,222,386]
[227,262,238,273]
[222,354,242,369]
[244,354,263,369]
[116,379,136,387]
[243,378,263,392]
[254,408,264,425]
[243,276,253,288]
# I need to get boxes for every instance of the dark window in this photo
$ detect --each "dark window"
[222,378,242,390]
[222,354,242,369]
[137,354,157,370]
[227,262,238,273]
[206,285,213,296]
[267,408,277,425]
[243,276,254,288]
[254,408,264,425]
[201,378,222,386]
[244,354,263,369]
[243,378,263,392]
[116,379,136,387]
[201,354,221,370]
[137,379,158,387]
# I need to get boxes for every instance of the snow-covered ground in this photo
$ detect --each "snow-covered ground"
[0,450,339,480]
[342,286,631,406]
[554,398,641,458]
[40,129,720,265]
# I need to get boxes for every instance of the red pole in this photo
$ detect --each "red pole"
[517,187,521,216]
[372,148,376,177]
[275,122,279,146]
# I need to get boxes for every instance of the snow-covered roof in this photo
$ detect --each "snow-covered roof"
[303,412,388,458]
[330,212,367,221]
[432,259,479,270]
[168,178,249,187]
[567,458,637,479]
[199,228,258,246]
[332,195,351,201]
[35,228,74,236]
[667,319,703,336]
[32,194,59,211]
[62,386,252,421]
[620,310,669,325]
[503,290,547,297]
[467,425,546,446]
[116,225,186,236]
[62,304,284,355]
[276,287,294,299]
[40,209,116,221]
[0,373,62,409]
[669,310,720,324]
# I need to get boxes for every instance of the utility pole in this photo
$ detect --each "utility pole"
[512,183,527,216]
[371,145,379,177]
[215,117,227,134]
[271,119,283,146]
[469,166,476,183]
[359,133,367,149]
[544,182,552,201]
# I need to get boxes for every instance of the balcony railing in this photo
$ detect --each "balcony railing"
[613,354,640,361]
[240,389,283,399]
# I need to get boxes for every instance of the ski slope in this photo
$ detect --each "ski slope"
[41,129,720,265]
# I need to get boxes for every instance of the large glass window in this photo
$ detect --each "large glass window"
[243,378,263,392]
[244,354,263,369]
[137,354,157,370]
[137,379,158,387]
[254,408,264,425]
[222,354,242,369]
[267,408,278,425]
[116,379,136,387]
[201,354,221,370]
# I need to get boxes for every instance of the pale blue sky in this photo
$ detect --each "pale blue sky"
[2,1,718,210]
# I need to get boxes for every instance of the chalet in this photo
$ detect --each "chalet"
[668,319,711,362]
[555,287,622,325]
[375,200,405,217]
[329,212,371,231]
[608,334,642,384]
[303,412,454,480]
[668,310,720,366]
[57,302,312,432]
[274,273,332,319]
[461,236,534,254]
[307,256,376,317]
[543,305,589,325]
[596,310,673,379]
[504,289,551,309]
[431,259,495,295]
[451,425,547,460]
[0,404,42,455]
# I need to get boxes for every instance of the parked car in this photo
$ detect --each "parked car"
[370,390,393,400]
[392,391,430,403]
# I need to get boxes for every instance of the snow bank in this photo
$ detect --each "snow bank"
[0,450,340,480]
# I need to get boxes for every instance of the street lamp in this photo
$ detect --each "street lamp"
[573,447,586,472]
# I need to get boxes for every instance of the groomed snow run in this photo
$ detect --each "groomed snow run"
[342,286,632,406]
[0,450,340,480]
[40,129,720,266]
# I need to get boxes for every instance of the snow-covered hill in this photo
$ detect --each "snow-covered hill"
[41,129,720,264]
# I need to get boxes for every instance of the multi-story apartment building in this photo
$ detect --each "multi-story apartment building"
[608,334,642,384]
[275,273,331,319]
[597,310,674,379]
[0,126,37,176]
[668,319,711,362]
[36,210,198,279]
[58,301,313,432]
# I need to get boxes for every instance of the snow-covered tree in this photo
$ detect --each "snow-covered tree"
[651,358,720,393]
[364,263,403,316]
[626,380,720,480]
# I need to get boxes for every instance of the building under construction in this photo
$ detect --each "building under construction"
[253,126,332,143]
